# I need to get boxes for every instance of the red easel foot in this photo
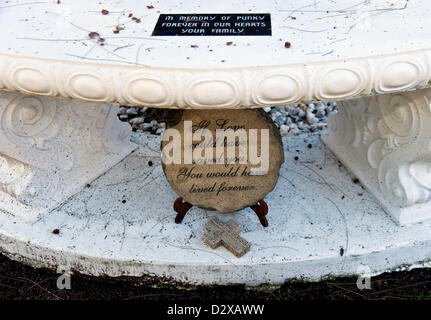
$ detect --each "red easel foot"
[250,199,269,227]
[173,197,193,224]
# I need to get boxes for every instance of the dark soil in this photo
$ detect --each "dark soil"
[0,254,430,300]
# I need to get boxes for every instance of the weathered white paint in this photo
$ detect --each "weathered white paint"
[1,131,431,285]
[0,0,429,108]
[0,0,430,283]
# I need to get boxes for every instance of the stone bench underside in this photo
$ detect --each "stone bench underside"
[1,89,431,225]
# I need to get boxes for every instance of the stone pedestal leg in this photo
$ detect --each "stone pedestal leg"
[323,87,431,225]
[0,92,136,222]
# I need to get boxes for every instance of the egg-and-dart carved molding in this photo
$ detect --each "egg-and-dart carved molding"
[0,48,430,108]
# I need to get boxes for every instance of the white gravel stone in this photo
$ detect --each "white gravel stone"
[279,124,290,136]
[306,111,318,124]
[118,107,128,115]
[129,117,145,125]
[141,123,153,130]
[119,102,338,136]
[316,109,326,118]
[126,108,139,115]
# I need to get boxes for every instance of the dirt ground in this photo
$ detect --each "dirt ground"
[0,254,430,300]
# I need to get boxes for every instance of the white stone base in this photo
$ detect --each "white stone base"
[0,92,136,222]
[324,88,431,225]
[1,131,431,286]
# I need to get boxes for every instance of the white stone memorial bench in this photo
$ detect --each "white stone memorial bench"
[0,0,431,284]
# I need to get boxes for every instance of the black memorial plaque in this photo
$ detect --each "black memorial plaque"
[152,13,271,36]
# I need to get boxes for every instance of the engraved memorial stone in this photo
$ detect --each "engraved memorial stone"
[161,109,284,213]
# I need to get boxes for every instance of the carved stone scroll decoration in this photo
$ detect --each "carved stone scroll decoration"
[324,87,431,225]
[0,91,136,222]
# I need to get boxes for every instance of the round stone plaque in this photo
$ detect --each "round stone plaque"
[161,109,284,213]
